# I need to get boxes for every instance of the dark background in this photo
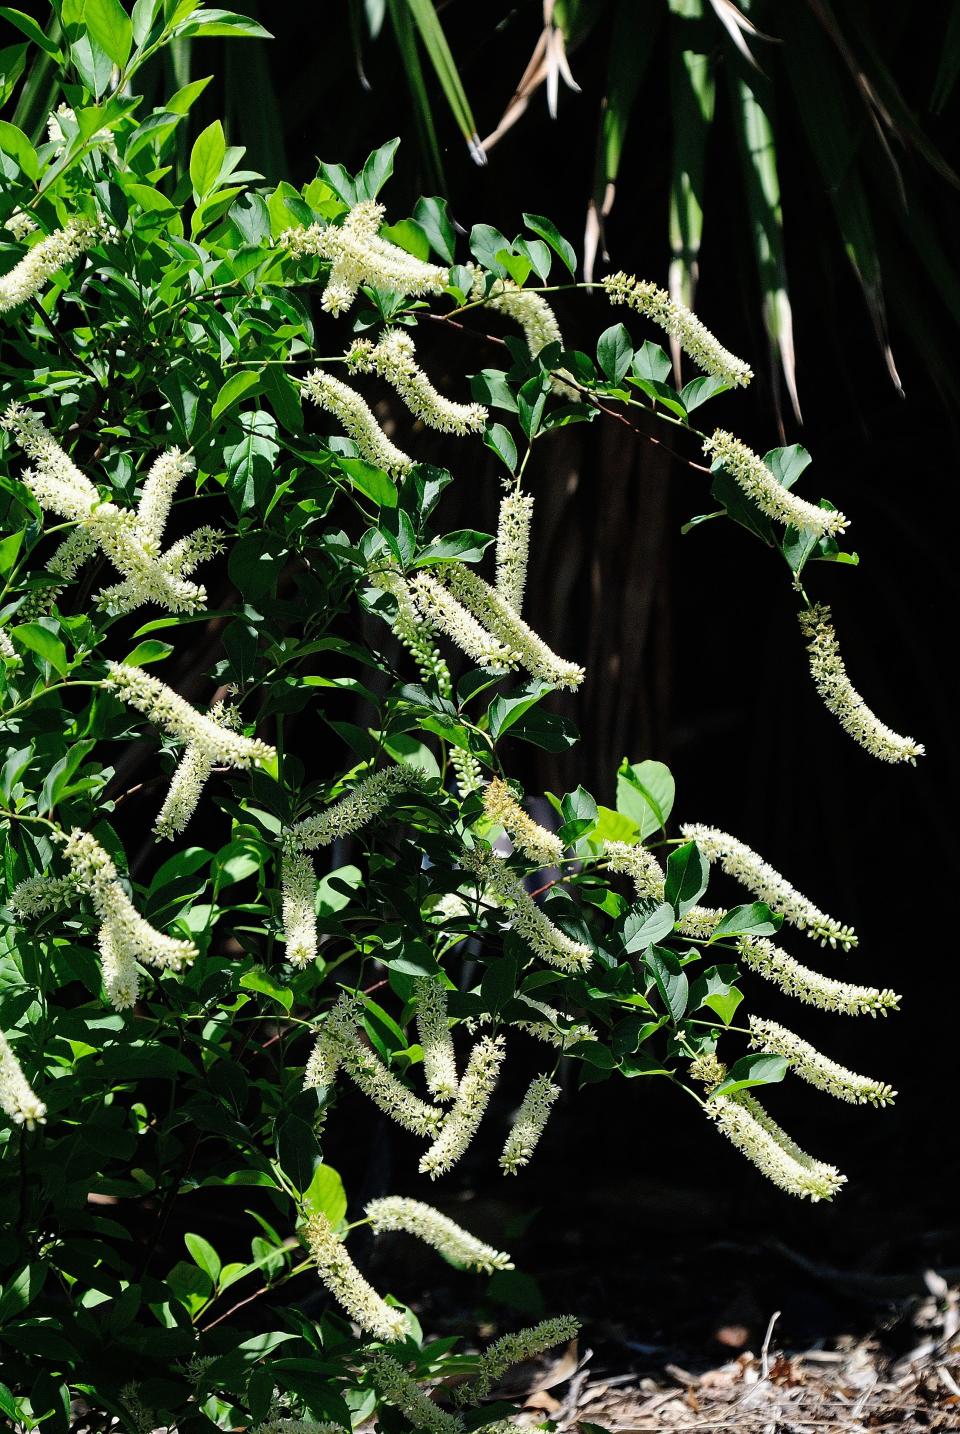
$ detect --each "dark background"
[162,2,960,1353]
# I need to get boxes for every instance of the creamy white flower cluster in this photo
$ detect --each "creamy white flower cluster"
[420,1035,506,1178]
[454,1315,581,1405]
[61,830,198,1009]
[9,874,75,920]
[413,975,459,1102]
[283,200,449,315]
[4,209,37,241]
[512,1000,595,1051]
[366,1352,461,1434]
[153,703,236,841]
[47,104,117,159]
[472,271,579,400]
[703,429,848,539]
[748,1016,896,1106]
[0,217,102,315]
[348,330,487,435]
[501,1074,560,1174]
[495,490,534,613]
[366,1195,513,1273]
[0,626,20,664]
[679,823,857,949]
[736,936,899,1016]
[301,370,413,476]
[482,777,564,868]
[602,272,753,388]
[604,839,721,938]
[707,1087,846,1202]
[370,563,454,695]
[2,407,222,615]
[281,847,319,967]
[302,1210,407,1342]
[0,1030,46,1128]
[288,765,422,852]
[445,564,584,689]
[799,604,925,765]
[409,572,522,673]
[479,852,592,972]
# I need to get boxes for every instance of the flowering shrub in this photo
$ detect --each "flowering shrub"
[0,4,924,1429]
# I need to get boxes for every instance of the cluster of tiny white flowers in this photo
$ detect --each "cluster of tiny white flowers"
[454,1315,581,1405]
[365,1352,462,1434]
[482,777,564,868]
[0,1030,46,1128]
[9,874,75,919]
[703,429,848,539]
[473,272,579,400]
[512,1000,595,1050]
[602,272,753,388]
[370,563,454,694]
[366,1195,513,1273]
[677,906,725,939]
[348,330,487,434]
[450,745,485,797]
[283,200,449,314]
[0,217,102,315]
[105,663,275,771]
[301,370,413,475]
[413,975,459,1101]
[47,104,117,159]
[707,1089,847,1201]
[747,1016,896,1106]
[500,1074,560,1174]
[446,564,585,690]
[605,841,722,938]
[281,847,318,967]
[256,1420,348,1434]
[287,765,421,851]
[679,823,857,949]
[495,490,534,614]
[302,1210,407,1342]
[342,1032,446,1137]
[419,1035,506,1178]
[4,209,37,241]
[799,604,925,765]
[736,935,899,1016]
[409,572,522,672]
[482,854,592,972]
[303,993,361,1089]
[61,830,197,1007]
[154,701,242,840]
[0,626,19,664]
[2,407,221,614]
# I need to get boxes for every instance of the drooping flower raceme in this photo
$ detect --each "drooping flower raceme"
[736,935,899,1016]
[482,854,592,972]
[500,1074,560,1174]
[0,217,102,315]
[473,273,579,400]
[153,701,243,840]
[348,331,487,434]
[483,778,564,868]
[706,1088,847,1201]
[9,874,75,919]
[104,663,275,769]
[413,976,459,1101]
[445,563,585,690]
[338,1031,445,1137]
[512,1000,596,1051]
[747,1016,896,1106]
[302,1210,407,1342]
[703,430,848,538]
[365,1196,513,1273]
[495,489,534,613]
[419,1035,505,1178]
[365,1352,462,1434]
[679,823,857,949]
[0,1030,46,1128]
[409,573,522,673]
[4,209,37,241]
[300,370,413,475]
[287,764,423,851]
[133,448,196,547]
[370,563,453,694]
[303,992,363,1090]
[799,604,925,765]
[282,200,449,315]
[281,847,318,967]
[454,1315,581,1405]
[602,272,753,388]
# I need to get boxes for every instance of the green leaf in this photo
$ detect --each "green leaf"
[122,639,173,667]
[416,530,493,565]
[406,0,481,156]
[709,902,782,941]
[483,422,517,474]
[82,0,133,67]
[481,955,517,1015]
[0,9,61,58]
[239,966,292,1012]
[680,375,729,411]
[185,1232,221,1285]
[301,1163,347,1226]
[615,759,675,838]
[522,213,576,276]
[11,623,68,677]
[276,1115,321,1196]
[211,370,261,423]
[597,323,633,384]
[359,137,400,200]
[622,901,676,953]
[664,841,709,916]
[224,410,278,514]
[694,967,743,1026]
[335,457,397,508]
[0,119,37,180]
[189,118,225,201]
[712,1053,788,1098]
[413,195,455,264]
[764,444,812,491]
[644,946,688,1022]
[176,9,272,39]
[487,680,553,740]
[632,341,672,382]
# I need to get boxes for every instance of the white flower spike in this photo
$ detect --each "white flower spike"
[348,330,487,435]
[365,1196,513,1273]
[747,1016,896,1105]
[703,429,848,538]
